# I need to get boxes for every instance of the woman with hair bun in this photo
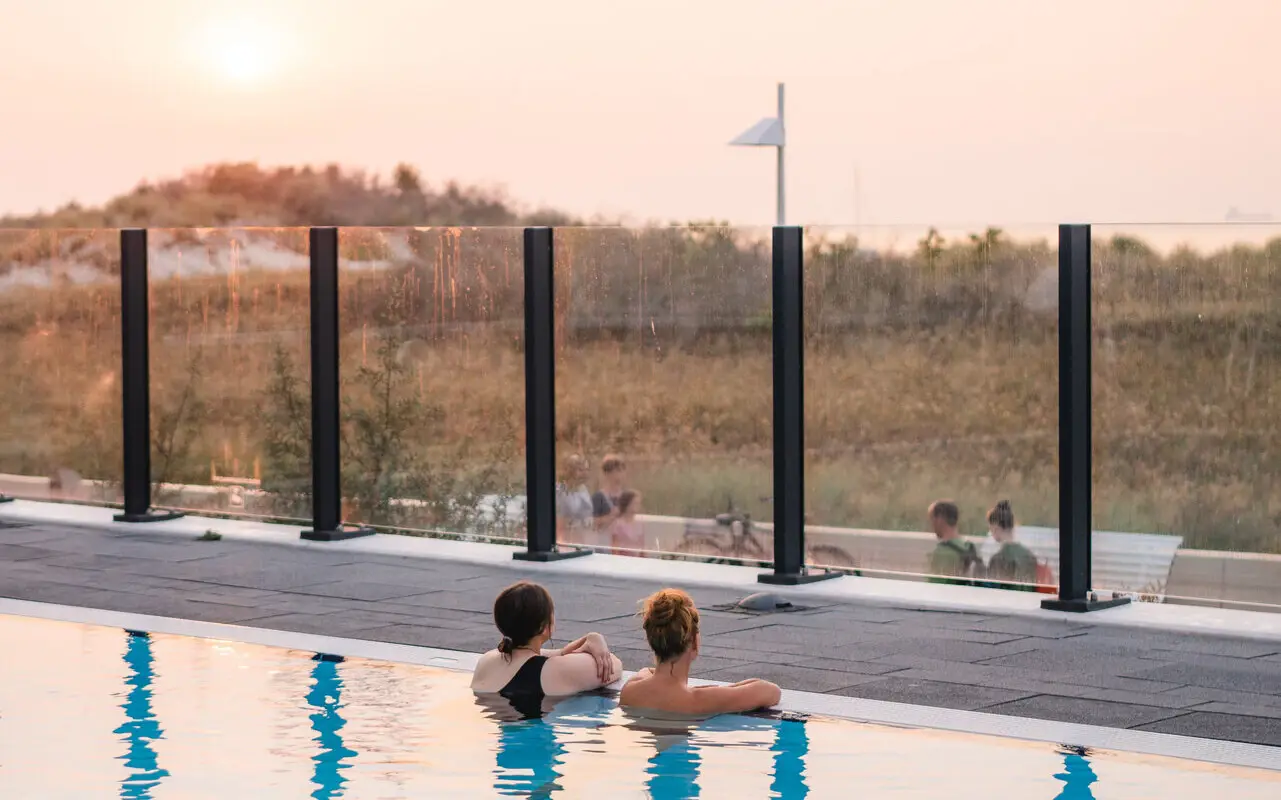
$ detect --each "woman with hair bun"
[471,581,622,707]
[620,588,781,715]
[986,500,1038,587]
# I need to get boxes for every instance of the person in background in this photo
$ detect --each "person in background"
[471,582,622,713]
[592,454,628,530]
[555,453,595,546]
[927,500,982,585]
[609,490,645,556]
[620,589,781,715]
[985,499,1038,589]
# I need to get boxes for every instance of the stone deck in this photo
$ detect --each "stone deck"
[1,519,1280,748]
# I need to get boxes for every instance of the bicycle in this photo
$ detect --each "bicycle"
[674,499,860,572]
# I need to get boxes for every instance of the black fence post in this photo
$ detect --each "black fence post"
[302,227,372,541]
[760,226,837,585]
[1042,224,1128,612]
[515,227,588,562]
[114,229,182,523]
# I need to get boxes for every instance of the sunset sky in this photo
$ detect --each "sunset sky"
[2,0,1279,226]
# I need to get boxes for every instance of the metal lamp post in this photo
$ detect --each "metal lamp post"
[730,82,787,226]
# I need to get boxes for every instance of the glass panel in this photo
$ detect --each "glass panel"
[1093,224,1281,610]
[339,228,525,542]
[804,226,1059,590]
[0,229,123,504]
[554,227,772,562]
[148,228,311,519]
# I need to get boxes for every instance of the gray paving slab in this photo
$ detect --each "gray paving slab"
[1185,702,1281,720]
[980,695,1191,729]
[1125,661,1281,695]
[1135,712,1281,747]
[866,636,1043,664]
[697,662,882,693]
[963,617,1092,640]
[834,678,1036,711]
[980,647,1173,677]
[785,657,907,676]
[1155,685,1281,710]
[0,543,62,561]
[289,581,435,602]
[359,624,499,652]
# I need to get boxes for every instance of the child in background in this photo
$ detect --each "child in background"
[610,490,645,556]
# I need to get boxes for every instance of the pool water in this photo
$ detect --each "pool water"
[0,614,1276,798]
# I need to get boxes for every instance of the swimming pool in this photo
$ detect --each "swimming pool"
[0,612,1276,798]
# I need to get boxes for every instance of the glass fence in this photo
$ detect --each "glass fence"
[1093,224,1281,610]
[553,227,773,562]
[337,228,526,541]
[1,224,1278,612]
[803,226,1059,590]
[0,228,124,505]
[146,228,312,520]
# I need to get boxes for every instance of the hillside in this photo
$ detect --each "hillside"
[0,162,578,229]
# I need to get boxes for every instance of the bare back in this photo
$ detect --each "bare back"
[620,668,780,716]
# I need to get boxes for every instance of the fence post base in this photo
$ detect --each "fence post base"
[1041,595,1131,613]
[301,525,376,542]
[114,510,185,523]
[758,569,840,586]
[513,548,590,563]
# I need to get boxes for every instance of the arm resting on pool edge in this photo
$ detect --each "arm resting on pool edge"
[544,632,615,682]
[686,679,783,715]
[542,652,624,695]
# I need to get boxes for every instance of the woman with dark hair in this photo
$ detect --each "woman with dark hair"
[986,500,1038,587]
[471,581,622,704]
[620,588,780,715]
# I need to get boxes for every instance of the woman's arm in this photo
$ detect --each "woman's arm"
[689,680,782,715]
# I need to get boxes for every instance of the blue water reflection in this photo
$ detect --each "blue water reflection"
[306,654,355,800]
[115,630,169,799]
[770,718,809,799]
[1054,747,1098,800]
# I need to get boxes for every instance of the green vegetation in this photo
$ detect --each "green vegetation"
[0,164,1279,558]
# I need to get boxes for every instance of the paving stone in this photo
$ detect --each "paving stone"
[696,663,883,693]
[786,657,907,676]
[980,695,1189,729]
[1155,685,1281,710]
[981,647,1173,677]
[250,612,385,636]
[0,543,60,561]
[95,592,286,624]
[1125,661,1281,695]
[834,678,1036,710]
[359,624,499,652]
[1136,712,1281,747]
[1185,702,1281,720]
[964,617,1093,640]
[289,581,433,602]
[866,637,1042,664]
[1086,633,1280,660]
[878,625,1031,645]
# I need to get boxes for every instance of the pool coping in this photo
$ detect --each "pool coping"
[3,596,1278,772]
[4,498,1281,643]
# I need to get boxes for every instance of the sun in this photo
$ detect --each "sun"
[198,18,286,87]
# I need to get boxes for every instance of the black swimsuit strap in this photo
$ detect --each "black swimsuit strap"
[500,654,548,697]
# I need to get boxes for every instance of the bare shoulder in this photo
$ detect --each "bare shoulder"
[470,650,508,691]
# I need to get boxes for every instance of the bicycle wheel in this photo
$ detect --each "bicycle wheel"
[806,544,858,571]
[674,536,735,564]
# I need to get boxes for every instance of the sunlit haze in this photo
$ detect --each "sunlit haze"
[1,0,1279,224]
